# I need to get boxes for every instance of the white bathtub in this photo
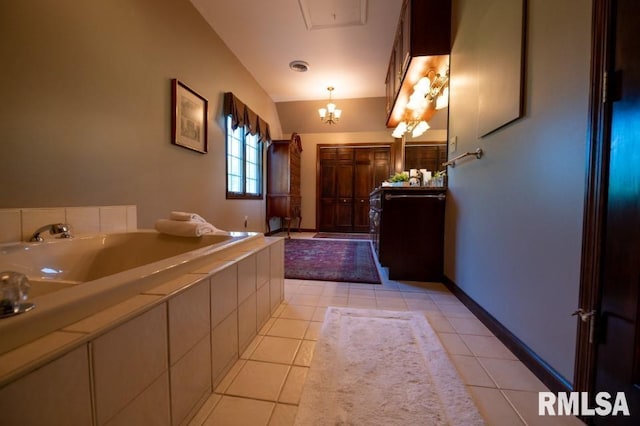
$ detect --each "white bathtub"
[0,230,260,354]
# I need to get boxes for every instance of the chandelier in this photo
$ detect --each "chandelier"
[392,69,449,138]
[318,86,342,124]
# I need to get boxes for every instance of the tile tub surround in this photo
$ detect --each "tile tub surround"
[0,230,262,355]
[0,205,137,244]
[0,236,284,426]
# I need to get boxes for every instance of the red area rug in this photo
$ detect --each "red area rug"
[285,239,381,284]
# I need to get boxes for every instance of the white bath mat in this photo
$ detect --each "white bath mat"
[295,307,485,426]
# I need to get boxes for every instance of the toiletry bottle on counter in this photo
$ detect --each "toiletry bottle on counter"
[420,169,431,186]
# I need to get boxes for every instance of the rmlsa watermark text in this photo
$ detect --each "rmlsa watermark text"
[539,392,630,416]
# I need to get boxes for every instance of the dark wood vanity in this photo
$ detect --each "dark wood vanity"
[370,187,446,281]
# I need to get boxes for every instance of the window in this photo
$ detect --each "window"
[226,115,263,199]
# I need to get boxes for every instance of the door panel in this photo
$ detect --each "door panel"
[334,163,354,232]
[335,163,354,199]
[354,151,375,232]
[593,0,640,422]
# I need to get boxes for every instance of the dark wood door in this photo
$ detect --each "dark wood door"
[354,150,374,233]
[319,153,337,231]
[317,146,391,232]
[593,0,640,422]
[334,160,355,232]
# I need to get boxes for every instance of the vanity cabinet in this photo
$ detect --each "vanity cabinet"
[266,134,302,236]
[370,187,445,281]
[386,0,451,126]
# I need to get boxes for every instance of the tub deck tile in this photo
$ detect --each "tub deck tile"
[0,330,86,386]
[63,294,161,334]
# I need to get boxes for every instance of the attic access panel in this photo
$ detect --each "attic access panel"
[298,0,367,30]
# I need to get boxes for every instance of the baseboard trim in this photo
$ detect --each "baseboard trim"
[442,275,573,393]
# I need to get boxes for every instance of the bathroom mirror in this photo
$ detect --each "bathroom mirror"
[404,143,447,172]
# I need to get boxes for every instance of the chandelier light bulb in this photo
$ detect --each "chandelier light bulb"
[412,120,430,138]
[435,87,449,110]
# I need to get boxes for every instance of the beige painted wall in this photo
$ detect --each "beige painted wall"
[445,0,591,382]
[277,96,449,135]
[0,0,282,232]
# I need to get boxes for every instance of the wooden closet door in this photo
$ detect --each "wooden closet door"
[319,149,337,231]
[334,148,355,232]
[353,149,373,233]
[317,146,390,232]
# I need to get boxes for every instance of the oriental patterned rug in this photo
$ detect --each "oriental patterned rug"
[284,239,381,284]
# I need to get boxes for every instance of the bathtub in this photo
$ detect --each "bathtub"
[0,230,260,354]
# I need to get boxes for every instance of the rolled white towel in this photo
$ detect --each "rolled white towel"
[155,219,216,237]
[169,211,207,223]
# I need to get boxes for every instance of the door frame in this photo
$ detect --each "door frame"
[574,0,611,396]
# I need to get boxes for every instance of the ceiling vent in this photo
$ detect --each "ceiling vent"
[289,60,310,72]
[298,0,367,30]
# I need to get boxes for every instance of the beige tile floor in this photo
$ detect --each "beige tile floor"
[190,233,583,426]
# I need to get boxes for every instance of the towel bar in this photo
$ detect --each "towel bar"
[442,148,483,168]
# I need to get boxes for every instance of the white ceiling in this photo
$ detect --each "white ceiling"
[190,0,403,102]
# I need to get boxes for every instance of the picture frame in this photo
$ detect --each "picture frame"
[171,79,208,153]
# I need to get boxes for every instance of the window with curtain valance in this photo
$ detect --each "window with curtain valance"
[223,92,271,143]
[223,92,271,199]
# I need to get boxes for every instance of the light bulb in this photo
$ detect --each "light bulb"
[412,120,430,138]
[435,87,449,110]
[392,121,408,138]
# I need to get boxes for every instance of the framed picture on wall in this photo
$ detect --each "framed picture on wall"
[171,79,208,153]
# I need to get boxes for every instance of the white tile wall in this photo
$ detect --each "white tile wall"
[211,310,239,388]
[238,256,257,303]
[238,293,257,353]
[168,278,210,364]
[0,209,21,243]
[211,265,238,328]
[99,206,129,233]
[170,335,211,425]
[92,304,168,425]
[0,205,137,243]
[0,345,93,425]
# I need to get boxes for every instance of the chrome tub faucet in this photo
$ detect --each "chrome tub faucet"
[28,223,72,242]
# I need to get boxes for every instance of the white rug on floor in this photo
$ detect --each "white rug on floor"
[295,307,485,426]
